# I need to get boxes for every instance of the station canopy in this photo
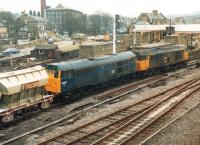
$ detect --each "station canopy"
[134,24,200,33]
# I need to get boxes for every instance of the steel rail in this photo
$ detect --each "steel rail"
[37,75,200,145]
[1,68,198,145]
[91,78,200,145]
[0,75,167,145]
[120,84,200,145]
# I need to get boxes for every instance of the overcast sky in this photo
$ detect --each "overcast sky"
[1,0,200,17]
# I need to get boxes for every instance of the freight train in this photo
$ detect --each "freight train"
[0,44,188,123]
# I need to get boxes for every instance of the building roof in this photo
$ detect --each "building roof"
[135,21,150,25]
[46,3,83,13]
[0,22,5,27]
[136,11,167,24]
[34,44,58,50]
[56,3,65,9]
[133,24,200,33]
[3,48,20,54]
[16,13,45,22]
[55,41,79,52]
[0,52,30,62]
[146,13,166,21]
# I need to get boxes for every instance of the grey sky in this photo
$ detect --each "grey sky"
[1,0,200,17]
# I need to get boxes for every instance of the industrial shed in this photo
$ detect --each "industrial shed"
[31,44,59,60]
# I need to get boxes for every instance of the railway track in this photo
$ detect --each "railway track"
[139,101,200,145]
[0,75,165,145]
[36,75,200,145]
[92,78,200,145]
[1,66,198,145]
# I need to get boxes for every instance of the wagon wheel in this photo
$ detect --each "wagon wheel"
[40,101,51,109]
[1,113,14,123]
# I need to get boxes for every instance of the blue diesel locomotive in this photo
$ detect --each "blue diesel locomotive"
[46,51,136,96]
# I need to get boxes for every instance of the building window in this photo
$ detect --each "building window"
[39,50,44,54]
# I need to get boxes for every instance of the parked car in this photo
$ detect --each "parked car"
[3,48,20,56]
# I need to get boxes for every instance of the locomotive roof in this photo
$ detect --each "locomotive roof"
[47,51,135,71]
[133,44,186,56]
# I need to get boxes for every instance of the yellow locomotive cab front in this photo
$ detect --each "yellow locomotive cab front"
[46,70,61,94]
[184,51,189,61]
[136,56,150,71]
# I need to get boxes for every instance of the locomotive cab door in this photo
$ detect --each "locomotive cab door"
[61,70,74,93]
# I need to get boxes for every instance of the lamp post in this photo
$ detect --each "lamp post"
[113,15,116,54]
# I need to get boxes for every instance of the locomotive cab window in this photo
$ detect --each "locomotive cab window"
[137,55,147,61]
[54,71,59,78]
[62,70,72,78]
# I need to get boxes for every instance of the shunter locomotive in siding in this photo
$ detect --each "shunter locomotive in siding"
[45,51,137,96]
[0,66,53,123]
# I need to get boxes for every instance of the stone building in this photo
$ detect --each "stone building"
[135,10,168,25]
[134,25,167,46]
[0,22,8,38]
[45,3,85,34]
[15,12,45,39]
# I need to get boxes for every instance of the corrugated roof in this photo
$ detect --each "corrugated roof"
[34,44,58,50]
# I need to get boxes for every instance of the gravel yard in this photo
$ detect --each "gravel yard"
[141,102,200,145]
[1,68,200,145]
[30,68,200,145]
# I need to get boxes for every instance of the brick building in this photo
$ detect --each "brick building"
[45,3,85,34]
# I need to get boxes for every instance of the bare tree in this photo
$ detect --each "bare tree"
[87,11,113,35]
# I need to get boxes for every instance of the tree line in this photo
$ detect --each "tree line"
[0,10,131,37]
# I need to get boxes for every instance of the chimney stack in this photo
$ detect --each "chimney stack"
[29,10,32,15]
[41,0,46,18]
[33,10,36,16]
[37,11,41,17]
[152,10,158,15]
